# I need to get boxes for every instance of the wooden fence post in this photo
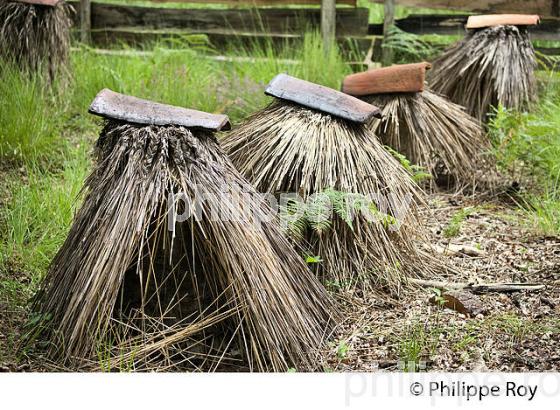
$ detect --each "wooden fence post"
[381,0,395,66]
[321,0,336,53]
[80,0,92,44]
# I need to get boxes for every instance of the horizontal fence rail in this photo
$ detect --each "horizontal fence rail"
[150,0,357,5]
[368,14,560,41]
[69,1,560,61]
[370,0,560,17]
[68,1,369,35]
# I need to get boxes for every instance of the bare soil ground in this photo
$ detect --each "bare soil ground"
[1,189,559,372]
[325,193,560,372]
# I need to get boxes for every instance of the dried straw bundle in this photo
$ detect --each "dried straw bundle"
[365,90,495,190]
[0,0,72,80]
[223,100,437,292]
[31,119,336,371]
[429,25,537,122]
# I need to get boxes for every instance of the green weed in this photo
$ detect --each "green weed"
[337,340,350,359]
[442,207,476,238]
[489,72,560,235]
[397,320,439,372]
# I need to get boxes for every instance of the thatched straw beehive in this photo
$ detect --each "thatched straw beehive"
[223,74,445,292]
[429,14,540,122]
[29,90,336,371]
[343,62,495,191]
[0,0,73,80]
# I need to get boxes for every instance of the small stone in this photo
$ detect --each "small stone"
[431,290,485,317]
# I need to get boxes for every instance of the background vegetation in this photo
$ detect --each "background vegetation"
[0,3,559,368]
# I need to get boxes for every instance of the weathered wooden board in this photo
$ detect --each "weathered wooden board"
[466,14,540,29]
[84,29,371,57]
[152,0,357,5]
[80,28,559,58]
[265,73,382,122]
[342,62,431,96]
[16,0,61,5]
[368,15,560,40]
[66,2,368,36]
[89,89,231,131]
[370,0,560,17]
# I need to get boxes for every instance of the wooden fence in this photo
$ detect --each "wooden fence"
[370,0,560,17]
[74,3,367,35]
[369,14,560,41]
[69,1,560,60]
[150,0,356,5]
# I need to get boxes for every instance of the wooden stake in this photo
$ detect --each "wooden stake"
[409,278,546,293]
[80,0,91,44]
[321,0,336,53]
[381,0,395,66]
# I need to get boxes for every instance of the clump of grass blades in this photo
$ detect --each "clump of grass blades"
[28,121,336,371]
[222,101,444,292]
[221,31,352,119]
[365,90,497,191]
[488,75,560,235]
[0,63,66,160]
[0,147,89,280]
[0,1,73,82]
[429,26,537,122]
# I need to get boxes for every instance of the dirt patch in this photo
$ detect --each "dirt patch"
[324,193,560,372]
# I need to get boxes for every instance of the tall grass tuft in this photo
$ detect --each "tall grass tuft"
[0,63,65,161]
[295,32,352,89]
[69,46,224,122]
[489,72,560,234]
[0,146,90,283]
[224,31,352,119]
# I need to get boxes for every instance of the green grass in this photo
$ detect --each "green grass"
[357,1,469,24]
[68,31,351,125]
[523,193,560,235]
[489,71,560,235]
[0,64,67,161]
[442,207,476,238]
[0,147,90,283]
[397,319,441,372]
[70,45,225,120]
